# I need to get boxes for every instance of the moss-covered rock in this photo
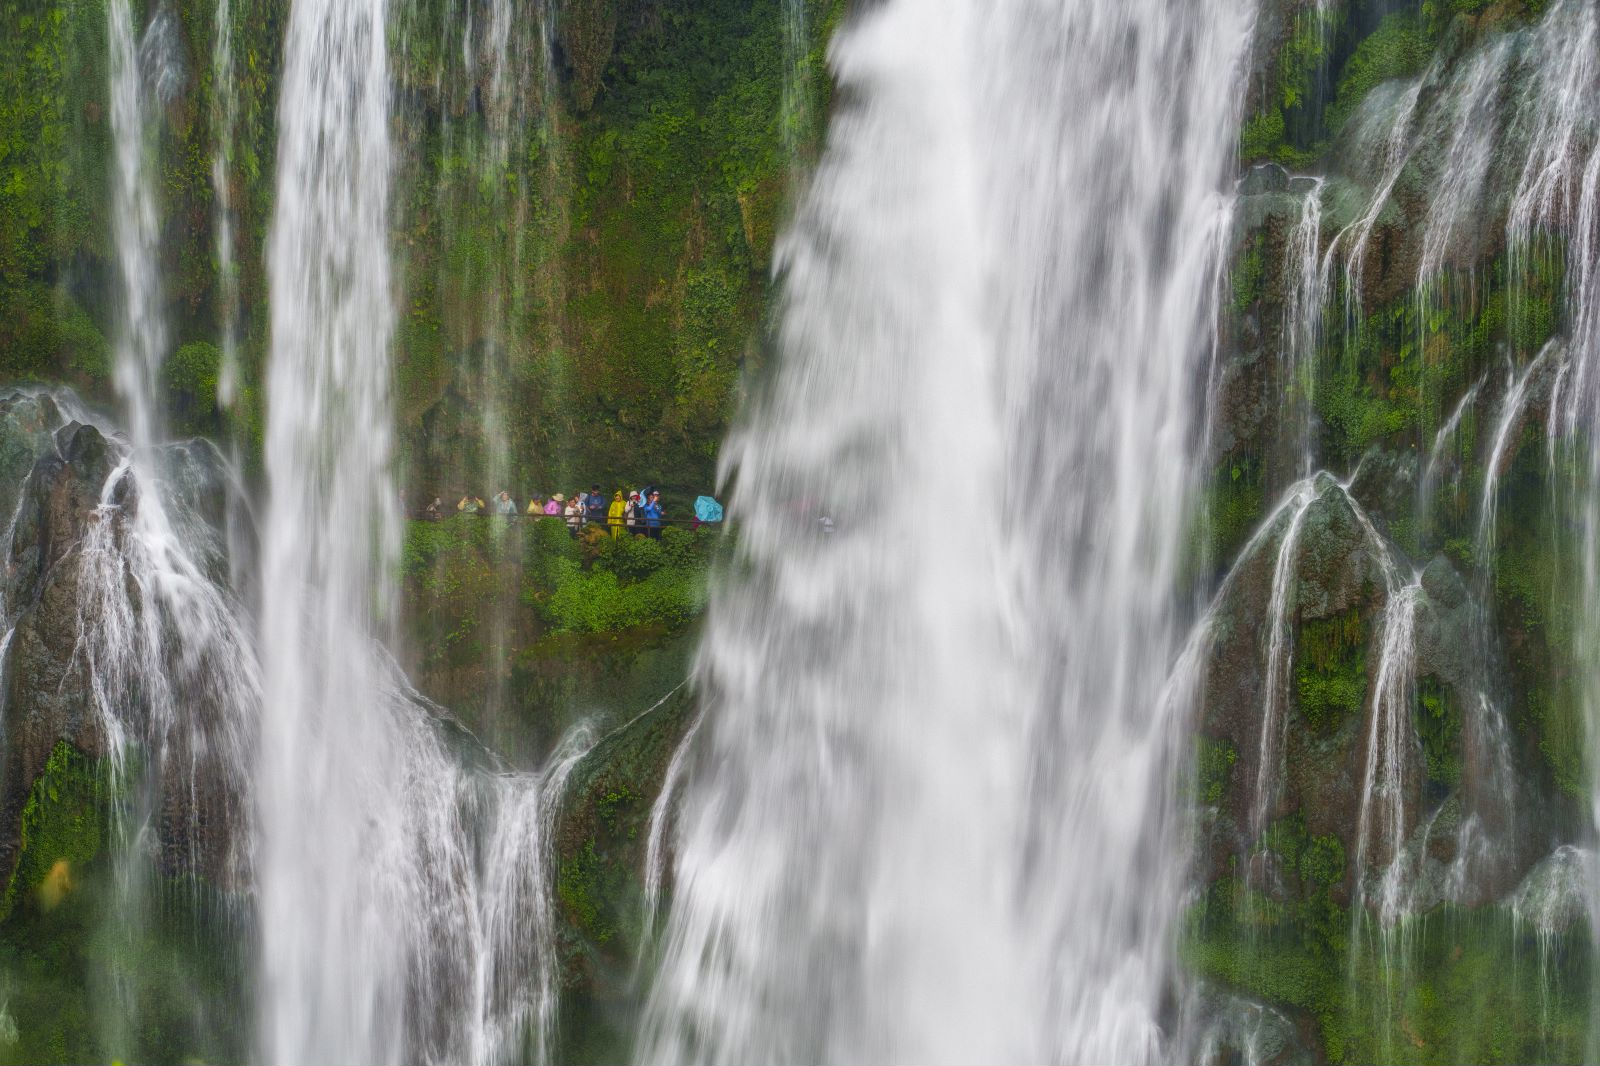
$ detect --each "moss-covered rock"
[553,682,697,1064]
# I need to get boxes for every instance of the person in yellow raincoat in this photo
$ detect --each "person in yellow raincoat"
[607,490,627,537]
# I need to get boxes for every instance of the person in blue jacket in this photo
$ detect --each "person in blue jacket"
[584,483,606,526]
[642,490,664,539]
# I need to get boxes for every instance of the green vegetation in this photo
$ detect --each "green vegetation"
[401,515,715,648]
[0,0,112,391]
[1240,6,1338,166]
[552,682,696,1064]
[1197,737,1238,807]
[1206,456,1266,567]
[1296,608,1366,733]
[1491,427,1585,799]
[1232,233,1266,314]
[1325,15,1433,136]
[0,0,839,486]
[164,340,223,435]
[1,742,102,923]
[1312,252,1560,466]
[0,741,246,1065]
[1414,676,1462,789]
[391,0,848,497]
[1192,812,1587,1063]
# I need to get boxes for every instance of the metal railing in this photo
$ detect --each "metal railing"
[405,506,715,529]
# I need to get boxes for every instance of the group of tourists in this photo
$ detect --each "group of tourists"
[420,485,692,539]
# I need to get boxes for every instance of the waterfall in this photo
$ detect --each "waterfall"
[638,0,1257,1061]
[1481,342,1561,564]
[640,708,704,953]
[107,0,172,454]
[1248,478,1320,843]
[1282,179,1324,479]
[1416,38,1513,290]
[97,4,261,1057]
[470,724,597,1066]
[1329,74,1427,338]
[258,3,583,1061]
[258,1,432,1058]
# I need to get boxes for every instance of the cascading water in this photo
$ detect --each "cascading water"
[639,0,1257,1062]
[211,0,241,406]
[96,4,262,1057]
[258,3,592,1062]
[1248,478,1321,844]
[107,0,171,455]
[257,1,473,1059]
[1282,179,1324,479]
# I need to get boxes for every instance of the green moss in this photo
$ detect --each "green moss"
[1415,677,1463,789]
[1315,261,1532,464]
[1231,234,1265,314]
[0,281,108,387]
[1296,609,1366,733]
[1,741,102,923]
[1197,737,1238,807]
[0,859,247,1065]
[1187,874,1590,1064]
[164,340,223,434]
[1327,15,1434,136]
[1239,6,1339,164]
[1208,456,1265,566]
[557,839,611,943]
[390,0,846,496]
[1298,832,1345,888]
[1240,107,1288,163]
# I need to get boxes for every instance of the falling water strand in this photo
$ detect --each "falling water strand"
[107,0,170,454]
[1248,479,1320,842]
[1416,39,1513,288]
[99,5,265,1056]
[1510,7,1600,938]
[638,0,1258,1062]
[212,0,241,405]
[1419,372,1484,511]
[1480,342,1560,564]
[640,711,705,954]
[260,5,573,1061]
[1331,73,1428,336]
[469,724,596,1066]
[1282,180,1324,478]
[259,1,423,1059]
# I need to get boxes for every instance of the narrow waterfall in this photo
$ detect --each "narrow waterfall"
[639,0,1257,1062]
[1248,478,1321,844]
[210,0,241,406]
[107,0,170,454]
[258,5,586,1062]
[1282,180,1324,479]
[258,1,429,1058]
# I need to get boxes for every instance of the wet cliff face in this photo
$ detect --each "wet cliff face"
[0,0,844,494]
[1193,0,1600,1060]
